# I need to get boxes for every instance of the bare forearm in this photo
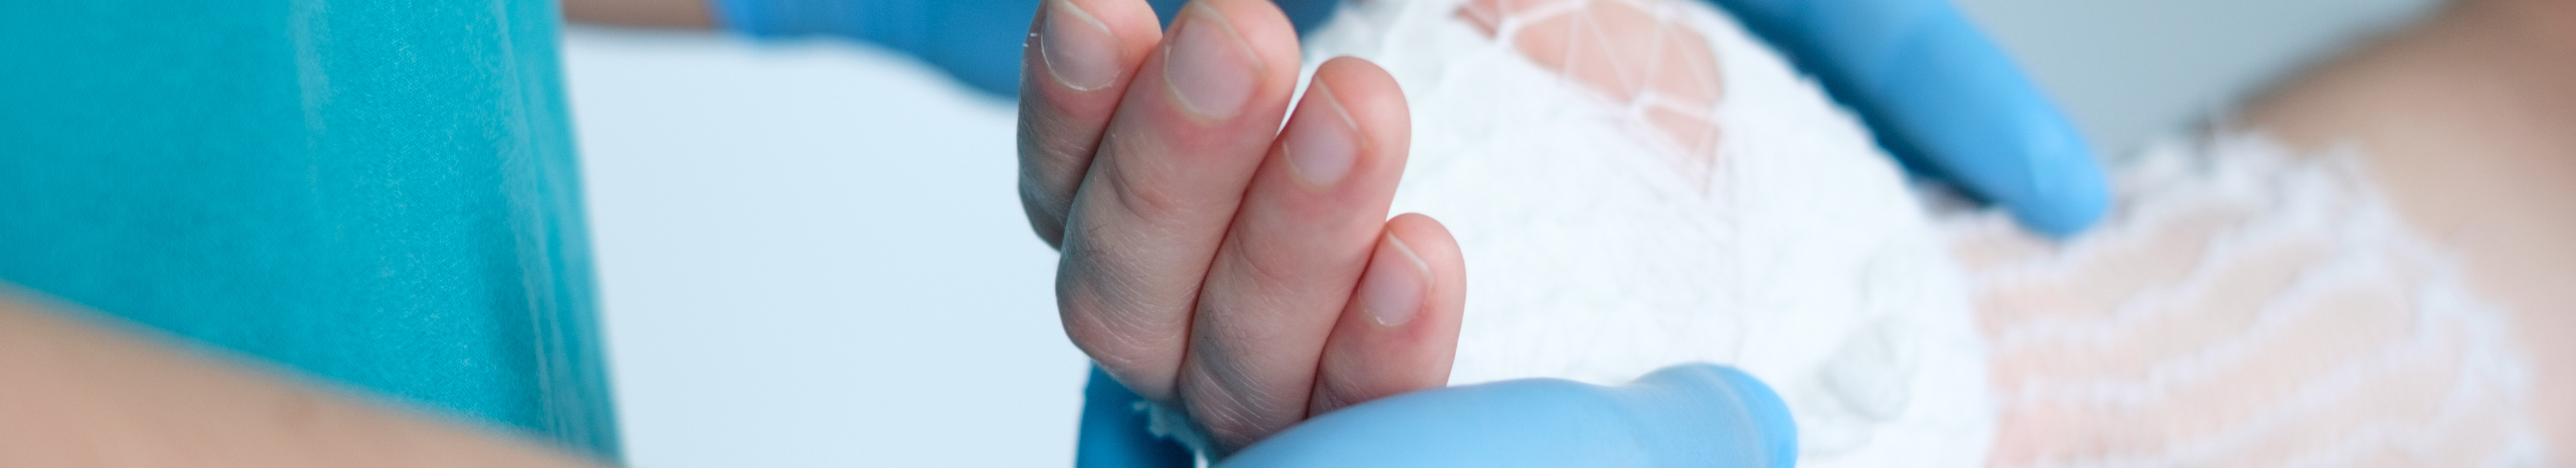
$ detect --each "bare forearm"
[0,292,604,468]
[562,0,712,28]
[2240,0,2576,449]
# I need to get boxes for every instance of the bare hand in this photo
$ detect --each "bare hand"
[1015,0,1470,454]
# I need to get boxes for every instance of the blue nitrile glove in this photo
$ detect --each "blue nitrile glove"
[1077,363,1796,468]
[1070,1,2101,464]
[719,0,2103,236]
[1076,366,1195,467]
[710,0,1337,97]
[1703,0,2110,236]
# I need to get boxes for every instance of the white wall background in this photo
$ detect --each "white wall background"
[562,1,2443,466]
[564,30,1085,467]
[1952,0,2439,154]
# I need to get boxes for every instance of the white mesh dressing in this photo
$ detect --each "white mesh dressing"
[1942,134,2547,467]
[1300,1,1996,466]
[1256,1,2546,466]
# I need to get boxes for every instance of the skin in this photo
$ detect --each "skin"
[0,291,603,468]
[1021,0,2576,456]
[573,0,1475,453]
[572,0,2573,455]
[562,0,711,28]
[1457,0,1728,183]
[1018,0,1469,454]
[10,0,2552,463]
[3,0,1457,462]
[2239,0,2576,450]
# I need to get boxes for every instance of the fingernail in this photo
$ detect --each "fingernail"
[1357,232,1430,327]
[1039,0,1121,91]
[1283,83,1359,187]
[1163,4,1259,119]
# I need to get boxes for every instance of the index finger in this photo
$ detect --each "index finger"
[1019,0,1168,249]
[1055,0,1309,402]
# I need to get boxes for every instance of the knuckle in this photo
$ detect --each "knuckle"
[1106,169,1193,222]
[1183,369,1293,451]
[1058,259,1195,397]
[1019,183,1069,248]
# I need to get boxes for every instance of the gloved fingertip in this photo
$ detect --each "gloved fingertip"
[1699,0,2113,238]
[2000,124,2111,238]
[1627,364,1798,468]
[1223,364,1796,467]
[2007,174,2109,238]
[1710,366,1798,468]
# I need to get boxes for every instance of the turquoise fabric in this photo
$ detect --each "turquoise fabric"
[0,0,618,460]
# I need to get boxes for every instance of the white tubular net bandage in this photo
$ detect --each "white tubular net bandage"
[1305,1,1994,466]
[1943,134,2546,467]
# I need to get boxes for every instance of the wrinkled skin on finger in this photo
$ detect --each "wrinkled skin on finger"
[1018,0,1469,455]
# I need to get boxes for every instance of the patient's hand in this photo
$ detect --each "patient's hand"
[1013,0,1468,454]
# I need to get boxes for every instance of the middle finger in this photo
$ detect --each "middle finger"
[1054,0,1305,403]
[1177,57,1414,453]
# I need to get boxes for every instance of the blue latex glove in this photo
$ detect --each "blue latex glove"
[723,0,2102,464]
[1075,366,1195,467]
[714,0,2107,235]
[1706,0,2110,236]
[1079,363,1797,468]
[1071,1,2101,463]
[710,0,1337,97]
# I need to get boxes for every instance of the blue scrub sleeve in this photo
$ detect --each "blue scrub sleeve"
[3,0,617,458]
[1077,363,1796,468]
[708,0,1336,97]
[1702,0,2111,236]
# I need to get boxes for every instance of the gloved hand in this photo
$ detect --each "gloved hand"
[1065,0,2101,465]
[713,0,2108,236]
[1082,363,1798,468]
[708,0,1337,96]
[717,0,2107,463]
[1707,0,2110,236]
[1016,0,1474,458]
